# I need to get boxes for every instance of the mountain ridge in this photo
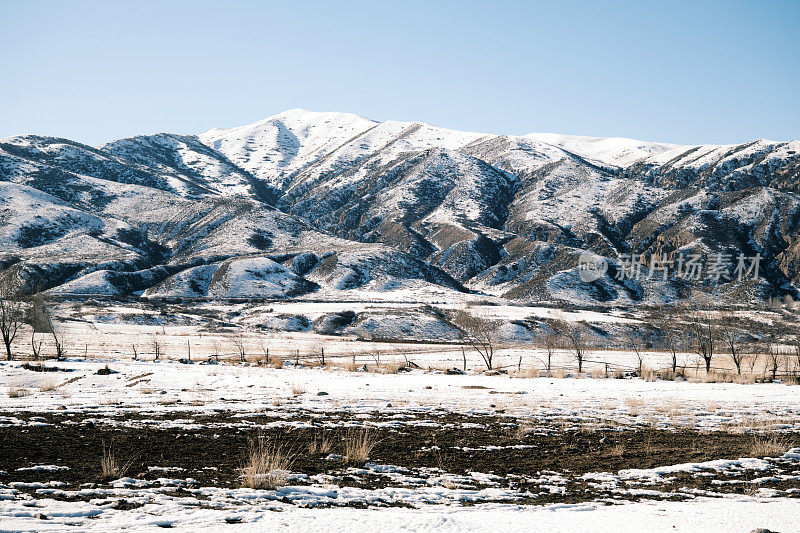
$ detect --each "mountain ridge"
[1,109,798,304]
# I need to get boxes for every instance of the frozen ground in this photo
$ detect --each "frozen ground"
[1,355,799,532]
[2,494,799,532]
[2,358,800,431]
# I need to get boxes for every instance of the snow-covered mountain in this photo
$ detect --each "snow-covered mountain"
[1,109,798,303]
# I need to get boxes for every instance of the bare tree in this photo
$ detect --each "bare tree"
[747,344,760,375]
[687,298,716,373]
[563,324,587,374]
[451,309,500,370]
[232,334,247,363]
[29,293,66,361]
[655,318,681,374]
[627,326,645,374]
[766,342,781,382]
[46,310,65,360]
[722,325,744,375]
[0,272,22,361]
[541,331,559,377]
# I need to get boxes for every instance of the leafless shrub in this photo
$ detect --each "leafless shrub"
[31,333,44,360]
[240,438,294,489]
[722,325,745,375]
[766,342,781,382]
[655,318,682,373]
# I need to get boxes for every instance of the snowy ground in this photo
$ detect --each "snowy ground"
[1,355,799,532]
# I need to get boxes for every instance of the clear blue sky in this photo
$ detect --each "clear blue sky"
[1,0,798,146]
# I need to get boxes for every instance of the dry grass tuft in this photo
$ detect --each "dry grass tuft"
[379,360,403,374]
[7,385,31,398]
[749,435,793,458]
[289,383,307,396]
[342,358,359,372]
[691,370,755,384]
[640,367,657,382]
[511,423,533,439]
[625,397,644,407]
[521,366,540,378]
[38,379,59,392]
[624,396,645,416]
[600,400,617,410]
[590,367,606,379]
[609,442,625,457]
[307,432,333,456]
[100,443,134,479]
[241,438,294,489]
[344,428,379,464]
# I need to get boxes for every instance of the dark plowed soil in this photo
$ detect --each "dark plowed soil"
[2,410,791,497]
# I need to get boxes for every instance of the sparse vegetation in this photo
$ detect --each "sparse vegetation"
[749,435,792,458]
[7,384,30,398]
[100,443,134,479]
[241,438,294,489]
[307,432,333,456]
[344,429,379,464]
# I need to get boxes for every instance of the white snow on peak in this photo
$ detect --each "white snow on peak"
[525,132,684,167]
[198,109,379,183]
[199,110,800,180]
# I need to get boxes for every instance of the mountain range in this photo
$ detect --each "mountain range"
[1,108,799,305]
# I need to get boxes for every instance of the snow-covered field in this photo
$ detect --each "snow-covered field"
[1,352,799,532]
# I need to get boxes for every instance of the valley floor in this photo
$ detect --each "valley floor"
[1,355,799,532]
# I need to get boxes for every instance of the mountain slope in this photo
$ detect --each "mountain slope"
[1,109,798,303]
